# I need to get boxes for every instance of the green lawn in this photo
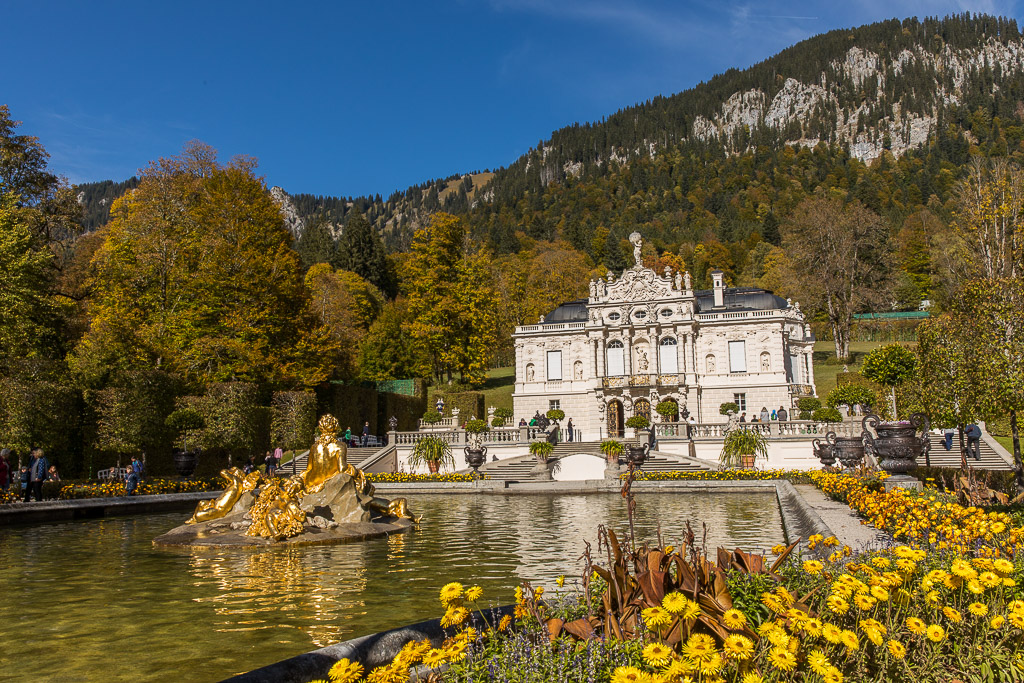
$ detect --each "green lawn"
[427,366,516,414]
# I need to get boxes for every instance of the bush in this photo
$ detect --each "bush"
[465,418,488,434]
[270,391,317,451]
[827,384,877,412]
[812,407,843,423]
[546,409,565,421]
[656,400,679,420]
[796,397,821,413]
[494,407,513,420]
[625,415,650,431]
[421,410,442,424]
[491,417,505,427]
[440,391,485,421]
[719,402,739,416]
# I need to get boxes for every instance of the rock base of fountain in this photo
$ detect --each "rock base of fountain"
[154,514,413,548]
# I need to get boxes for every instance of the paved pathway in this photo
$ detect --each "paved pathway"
[792,484,891,552]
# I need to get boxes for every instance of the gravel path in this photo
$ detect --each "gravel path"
[792,484,891,552]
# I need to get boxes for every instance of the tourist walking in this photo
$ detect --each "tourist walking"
[344,427,352,447]
[263,450,275,475]
[130,455,144,483]
[362,421,370,446]
[274,445,283,469]
[566,418,574,442]
[965,423,982,461]
[26,448,48,502]
[777,406,788,421]
[943,427,955,451]
[0,449,9,491]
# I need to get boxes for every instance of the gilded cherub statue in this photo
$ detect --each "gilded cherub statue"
[247,477,306,540]
[301,414,347,493]
[187,467,261,524]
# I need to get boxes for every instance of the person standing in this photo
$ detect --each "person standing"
[344,427,352,447]
[273,445,284,469]
[125,465,140,496]
[263,450,275,476]
[27,448,48,502]
[965,424,982,460]
[739,412,746,423]
[0,449,9,491]
[566,418,574,443]
[777,406,788,422]
[362,421,370,447]
[759,407,770,423]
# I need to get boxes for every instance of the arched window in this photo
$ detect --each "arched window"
[607,340,624,376]
[659,337,678,374]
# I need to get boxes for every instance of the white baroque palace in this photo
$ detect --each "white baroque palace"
[512,233,816,440]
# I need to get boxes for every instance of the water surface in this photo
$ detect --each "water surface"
[0,492,784,681]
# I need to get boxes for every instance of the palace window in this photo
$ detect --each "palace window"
[607,340,625,376]
[549,400,560,412]
[728,340,747,373]
[660,309,673,318]
[734,393,747,412]
[634,309,647,320]
[659,337,678,374]
[608,312,621,322]
[546,350,562,380]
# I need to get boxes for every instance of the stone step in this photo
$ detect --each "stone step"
[920,434,1012,471]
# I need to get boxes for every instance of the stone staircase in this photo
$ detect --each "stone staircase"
[278,446,383,475]
[919,434,1012,471]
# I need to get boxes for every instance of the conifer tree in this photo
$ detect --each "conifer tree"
[334,210,396,297]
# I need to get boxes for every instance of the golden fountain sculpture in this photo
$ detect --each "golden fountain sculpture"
[186,414,417,541]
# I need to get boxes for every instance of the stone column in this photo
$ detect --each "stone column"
[676,327,686,380]
[652,330,661,375]
[624,330,633,376]
[596,337,606,378]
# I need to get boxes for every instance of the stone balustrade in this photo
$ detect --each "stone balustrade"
[390,426,546,448]
[653,420,859,441]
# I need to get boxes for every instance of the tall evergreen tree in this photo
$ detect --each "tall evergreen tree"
[335,210,396,297]
[295,215,339,269]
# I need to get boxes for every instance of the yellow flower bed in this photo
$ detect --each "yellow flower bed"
[629,468,813,483]
[366,472,485,483]
[808,471,1020,555]
[58,478,218,500]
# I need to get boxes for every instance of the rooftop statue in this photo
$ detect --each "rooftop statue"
[628,231,643,267]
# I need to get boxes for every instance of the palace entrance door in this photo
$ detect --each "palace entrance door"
[607,400,624,438]
[633,398,652,423]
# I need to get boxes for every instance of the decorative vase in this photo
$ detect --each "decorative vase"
[812,438,836,468]
[464,445,486,474]
[740,454,756,469]
[862,413,930,474]
[626,443,650,468]
[173,450,198,477]
[532,455,553,481]
[826,432,865,469]
[427,461,440,474]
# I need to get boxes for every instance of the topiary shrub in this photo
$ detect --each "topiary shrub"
[827,384,877,415]
[626,415,650,435]
[494,407,513,420]
[797,397,821,413]
[546,409,565,422]
[719,402,739,416]
[465,418,488,434]
[812,407,843,423]
[421,410,442,424]
[656,400,679,421]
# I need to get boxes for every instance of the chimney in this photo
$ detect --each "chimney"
[711,270,725,308]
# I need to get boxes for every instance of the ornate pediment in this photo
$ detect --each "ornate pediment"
[593,266,677,304]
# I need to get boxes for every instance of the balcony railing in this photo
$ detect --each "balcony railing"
[653,420,859,440]
[602,374,681,389]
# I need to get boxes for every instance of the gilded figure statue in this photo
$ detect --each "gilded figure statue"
[247,477,306,540]
[187,468,261,524]
[301,414,347,493]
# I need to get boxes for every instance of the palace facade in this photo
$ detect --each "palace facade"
[511,234,816,440]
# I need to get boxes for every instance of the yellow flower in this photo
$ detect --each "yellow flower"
[1009,612,1024,629]
[925,590,940,606]
[967,579,985,595]
[821,667,844,683]
[661,659,694,678]
[440,606,468,628]
[741,675,764,683]
[642,606,672,629]
[968,602,989,617]
[806,649,830,674]
[498,615,511,631]
[942,606,962,624]
[870,586,889,601]
[761,592,785,614]
[771,543,787,555]
[926,624,946,642]
[826,595,849,614]
[871,556,890,569]
[991,615,1005,629]
[768,647,797,671]
[682,633,718,666]
[722,634,753,660]
[822,622,843,643]
[980,571,1002,589]
[443,640,468,662]
[642,642,674,668]
[887,639,906,658]
[611,666,648,683]
[534,586,544,600]
[993,559,1014,574]
[723,608,746,629]
[662,592,689,614]
[853,593,876,611]
[804,560,824,575]
[894,546,915,559]
[951,559,977,580]
[464,585,483,602]
[328,658,364,683]
[697,653,724,675]
[556,575,565,587]
[839,629,860,651]
[439,582,464,606]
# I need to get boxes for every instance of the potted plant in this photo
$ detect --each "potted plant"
[529,440,555,481]
[464,418,489,472]
[655,400,678,422]
[719,402,739,416]
[166,407,205,477]
[421,410,442,426]
[719,427,768,469]
[600,439,624,464]
[409,435,454,474]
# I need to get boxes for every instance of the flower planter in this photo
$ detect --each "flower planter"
[863,413,930,474]
[626,443,650,469]
[811,438,836,469]
[532,455,554,481]
[740,454,756,469]
[173,451,199,478]
[825,432,865,469]
[427,461,440,474]
[463,446,487,474]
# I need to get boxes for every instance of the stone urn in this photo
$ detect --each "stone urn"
[863,413,930,474]
[826,432,865,469]
[464,445,487,475]
[173,450,199,477]
[626,443,650,469]
[812,438,836,468]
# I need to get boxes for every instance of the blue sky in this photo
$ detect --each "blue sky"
[1,0,1018,197]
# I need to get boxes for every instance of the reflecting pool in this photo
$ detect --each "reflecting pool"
[0,491,785,681]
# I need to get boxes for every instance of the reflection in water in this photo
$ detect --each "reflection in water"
[0,492,784,682]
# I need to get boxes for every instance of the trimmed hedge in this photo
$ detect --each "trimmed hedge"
[439,391,485,423]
